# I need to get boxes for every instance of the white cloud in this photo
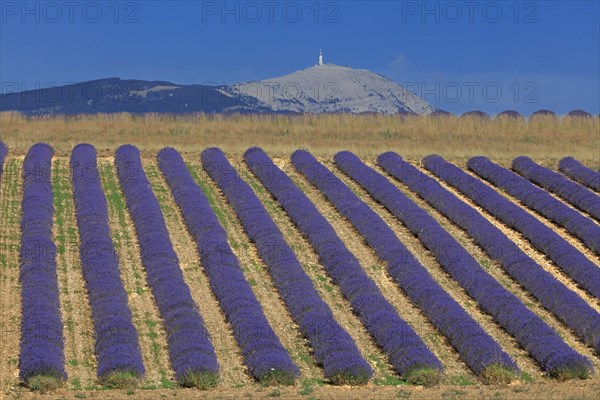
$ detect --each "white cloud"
[388,53,410,72]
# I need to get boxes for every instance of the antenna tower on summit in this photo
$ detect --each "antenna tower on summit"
[318,50,323,66]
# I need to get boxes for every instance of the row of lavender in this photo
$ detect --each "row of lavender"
[70,144,145,383]
[468,157,600,255]
[290,150,518,380]
[333,151,593,379]
[558,157,600,192]
[114,145,220,387]
[380,154,600,354]
[9,141,599,388]
[19,144,66,385]
[14,142,299,388]
[423,157,600,300]
[157,147,300,384]
[244,147,446,385]
[194,148,371,384]
[512,157,600,221]
[0,141,7,180]
[15,143,221,388]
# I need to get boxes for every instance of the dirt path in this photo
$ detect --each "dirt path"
[142,159,252,388]
[0,157,23,397]
[52,158,97,389]
[8,379,600,400]
[97,158,175,388]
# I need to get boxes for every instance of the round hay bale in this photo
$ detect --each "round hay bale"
[496,110,524,120]
[430,109,454,118]
[565,109,592,118]
[460,110,490,120]
[529,109,557,119]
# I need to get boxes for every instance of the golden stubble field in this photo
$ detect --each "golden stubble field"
[1,112,599,162]
[0,113,599,399]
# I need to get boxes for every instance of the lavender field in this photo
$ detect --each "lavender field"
[0,140,599,399]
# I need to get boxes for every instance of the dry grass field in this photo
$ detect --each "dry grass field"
[1,112,598,162]
[0,113,599,399]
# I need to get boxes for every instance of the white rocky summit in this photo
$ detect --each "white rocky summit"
[221,51,435,115]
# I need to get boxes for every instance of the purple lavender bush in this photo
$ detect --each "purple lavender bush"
[337,151,592,379]
[161,147,299,385]
[424,155,600,299]
[558,157,600,192]
[19,143,66,390]
[383,153,600,355]
[512,156,600,221]
[468,157,600,256]
[180,147,371,384]
[71,144,144,386]
[292,150,518,382]
[243,147,442,386]
[115,145,219,388]
[0,141,7,180]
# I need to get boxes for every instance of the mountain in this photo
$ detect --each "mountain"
[0,65,436,115]
[221,63,435,115]
[0,78,271,115]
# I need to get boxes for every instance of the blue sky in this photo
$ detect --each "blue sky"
[1,0,599,114]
